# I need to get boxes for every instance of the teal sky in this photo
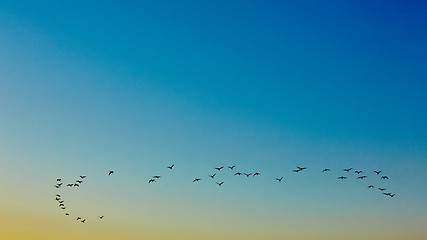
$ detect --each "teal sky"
[0,1,426,239]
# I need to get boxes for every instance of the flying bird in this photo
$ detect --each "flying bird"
[216,182,224,186]
[368,185,374,188]
[67,184,73,187]
[381,176,389,179]
[193,178,201,182]
[253,172,260,176]
[80,175,86,179]
[153,175,161,179]
[355,171,362,174]
[234,172,242,176]
[81,219,86,223]
[343,168,353,172]
[99,216,104,219]
[148,179,156,183]
[209,174,216,179]
[374,170,382,175]
[56,194,61,197]
[228,165,236,170]
[108,170,114,176]
[76,180,83,184]
[378,188,386,191]
[358,176,367,179]
[76,217,81,221]
[74,184,80,187]
[57,178,62,182]
[244,173,252,177]
[297,166,307,171]
[65,213,69,216]
[338,176,347,179]
[322,169,331,173]
[293,169,301,173]
[167,164,174,170]
[276,177,283,182]
[215,166,224,171]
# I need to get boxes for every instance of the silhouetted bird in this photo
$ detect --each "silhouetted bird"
[108,170,114,176]
[297,166,307,171]
[67,184,73,187]
[322,169,331,173]
[99,215,104,219]
[74,184,79,187]
[56,197,60,201]
[381,176,389,179]
[65,213,69,216]
[81,219,86,223]
[338,176,347,179]
[378,188,386,191]
[368,185,374,188]
[276,177,283,182]
[209,174,216,179]
[167,164,174,170]
[253,172,260,176]
[216,182,224,186]
[61,207,66,209]
[153,176,161,179]
[355,171,362,174]
[293,169,301,173]
[80,175,86,179]
[234,172,242,176]
[148,179,156,183]
[57,178,62,182]
[59,203,65,207]
[343,168,353,172]
[56,194,61,197]
[374,170,382,175]
[76,180,83,184]
[193,178,201,182]
[358,176,367,179]
[244,173,252,177]
[215,166,224,171]
[389,194,395,197]
[228,165,236,170]
[54,185,60,188]
[58,200,64,204]
[76,217,81,221]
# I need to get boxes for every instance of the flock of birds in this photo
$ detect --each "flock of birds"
[54,165,396,223]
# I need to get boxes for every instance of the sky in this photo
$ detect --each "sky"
[0,1,426,239]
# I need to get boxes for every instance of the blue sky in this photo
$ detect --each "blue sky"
[0,1,426,239]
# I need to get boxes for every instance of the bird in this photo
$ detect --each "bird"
[61,207,66,210]
[383,192,391,196]
[76,217,81,221]
[209,174,216,179]
[216,182,224,186]
[368,185,374,188]
[244,173,252,177]
[276,177,283,182]
[59,203,65,207]
[358,176,367,179]
[80,175,86,179]
[381,176,389,179]
[389,194,395,197]
[54,185,60,188]
[74,184,80,187]
[193,178,201,182]
[338,176,347,179]
[153,175,161,179]
[55,197,61,201]
[167,164,174,170]
[215,166,224,171]
[234,172,242,176]
[56,194,61,197]
[322,168,331,173]
[374,170,382,175]
[343,168,353,172]
[378,188,386,191]
[108,170,114,176]
[58,200,64,204]
[76,180,83,184]
[355,171,363,174]
[99,215,104,219]
[228,165,236,170]
[67,183,73,187]
[297,166,307,171]
[148,179,156,183]
[57,178,62,182]
[253,172,260,176]
[81,219,86,223]
[65,213,69,216]
[293,169,301,173]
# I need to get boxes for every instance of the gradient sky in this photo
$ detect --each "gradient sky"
[0,1,426,239]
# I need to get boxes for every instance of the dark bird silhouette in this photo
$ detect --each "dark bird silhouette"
[209,174,216,179]
[297,166,307,171]
[56,194,61,197]
[374,170,382,175]
[76,180,83,184]
[67,184,73,187]
[276,177,283,182]
[99,216,104,219]
[389,194,395,197]
[108,170,114,176]
[322,168,331,173]
[153,175,161,179]
[215,166,224,171]
[81,219,86,223]
[59,203,65,207]
[61,207,66,210]
[338,176,347,179]
[358,176,367,179]
[381,176,389,179]
[216,182,224,186]
[55,197,60,201]
[244,173,252,177]
[74,184,80,187]
[378,188,386,191]
[148,179,156,183]
[57,178,62,182]
[293,169,301,173]
[76,217,81,221]
[193,178,201,182]
[343,168,353,172]
[368,185,374,188]
[228,165,236,170]
[234,172,242,176]
[80,175,86,179]
[355,171,362,174]
[167,164,174,170]
[58,200,64,204]
[65,213,69,216]
[54,185,60,188]
[253,172,260,176]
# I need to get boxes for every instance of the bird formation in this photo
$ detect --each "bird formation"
[54,165,396,223]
